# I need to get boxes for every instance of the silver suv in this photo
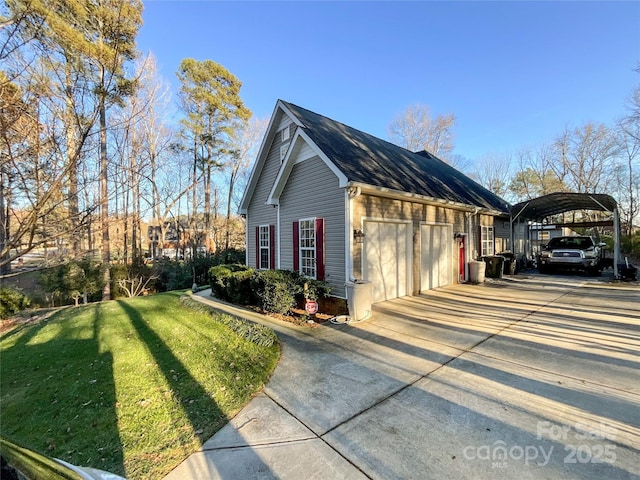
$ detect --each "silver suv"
[538,236,605,275]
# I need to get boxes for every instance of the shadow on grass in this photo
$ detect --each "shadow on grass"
[0,305,124,476]
[118,300,274,478]
[118,300,221,439]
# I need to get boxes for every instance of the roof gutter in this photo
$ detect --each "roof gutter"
[348,182,509,216]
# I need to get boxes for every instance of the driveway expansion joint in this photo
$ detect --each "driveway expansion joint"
[200,437,319,453]
[321,282,584,438]
[260,389,375,479]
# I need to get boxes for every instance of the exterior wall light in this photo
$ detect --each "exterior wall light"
[354,229,366,244]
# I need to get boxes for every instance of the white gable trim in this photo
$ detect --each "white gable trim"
[239,100,305,214]
[267,129,349,205]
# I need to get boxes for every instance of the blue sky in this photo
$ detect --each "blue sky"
[138,1,639,162]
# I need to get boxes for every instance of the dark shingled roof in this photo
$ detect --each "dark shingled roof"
[281,100,509,213]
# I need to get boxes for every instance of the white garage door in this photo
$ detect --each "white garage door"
[364,221,410,303]
[420,224,452,291]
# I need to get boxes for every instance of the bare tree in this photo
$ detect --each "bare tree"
[551,123,620,194]
[617,81,640,233]
[508,144,567,201]
[0,57,98,274]
[387,104,456,160]
[223,116,268,250]
[470,152,513,200]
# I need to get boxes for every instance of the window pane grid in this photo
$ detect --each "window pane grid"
[259,225,269,269]
[481,226,494,256]
[299,219,316,278]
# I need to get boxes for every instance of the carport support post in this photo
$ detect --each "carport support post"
[614,207,620,279]
[509,211,514,255]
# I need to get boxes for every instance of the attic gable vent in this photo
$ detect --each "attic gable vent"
[280,143,290,162]
[281,126,290,142]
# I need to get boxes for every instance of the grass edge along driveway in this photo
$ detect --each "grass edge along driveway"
[0,290,280,480]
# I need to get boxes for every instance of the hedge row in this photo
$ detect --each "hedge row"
[208,265,331,315]
[179,295,277,347]
[0,287,30,320]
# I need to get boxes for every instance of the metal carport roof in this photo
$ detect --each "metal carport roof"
[509,192,622,278]
[510,192,618,221]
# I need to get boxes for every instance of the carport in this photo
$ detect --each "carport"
[509,192,620,278]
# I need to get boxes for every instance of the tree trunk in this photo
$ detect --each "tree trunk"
[100,81,111,301]
[225,169,236,252]
[65,60,80,258]
[204,160,211,253]
[0,166,10,276]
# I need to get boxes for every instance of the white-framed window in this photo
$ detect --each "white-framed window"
[281,126,290,141]
[481,225,495,256]
[259,225,270,269]
[538,231,549,241]
[299,218,316,278]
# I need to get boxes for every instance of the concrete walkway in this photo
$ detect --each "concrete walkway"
[164,275,640,479]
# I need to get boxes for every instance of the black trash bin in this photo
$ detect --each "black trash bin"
[498,251,517,275]
[483,255,504,279]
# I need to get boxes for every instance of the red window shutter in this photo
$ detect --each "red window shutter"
[293,221,299,272]
[269,224,275,269]
[255,226,260,268]
[316,218,325,281]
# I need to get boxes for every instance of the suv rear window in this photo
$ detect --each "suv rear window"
[546,237,595,249]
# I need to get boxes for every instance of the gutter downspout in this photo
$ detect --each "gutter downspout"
[614,207,620,279]
[346,186,361,283]
[245,213,249,266]
[276,203,281,269]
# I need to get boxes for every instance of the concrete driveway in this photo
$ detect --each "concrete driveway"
[165,275,640,479]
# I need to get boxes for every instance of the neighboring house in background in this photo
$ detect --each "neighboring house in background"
[239,100,511,306]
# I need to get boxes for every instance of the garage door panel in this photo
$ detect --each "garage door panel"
[421,225,452,291]
[364,222,409,304]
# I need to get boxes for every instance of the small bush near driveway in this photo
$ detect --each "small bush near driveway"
[209,266,332,317]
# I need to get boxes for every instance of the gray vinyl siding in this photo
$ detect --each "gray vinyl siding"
[493,217,511,253]
[279,156,347,298]
[246,119,293,267]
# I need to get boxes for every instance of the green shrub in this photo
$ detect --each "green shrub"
[189,254,219,286]
[226,268,255,305]
[153,259,192,291]
[208,265,332,315]
[261,280,295,315]
[210,248,246,267]
[298,278,332,302]
[109,263,130,299]
[621,233,640,259]
[0,287,30,319]
[179,295,277,347]
[38,260,103,306]
[208,264,254,301]
[216,313,277,347]
[250,270,301,315]
[209,265,233,300]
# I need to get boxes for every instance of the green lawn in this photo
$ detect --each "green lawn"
[0,290,280,479]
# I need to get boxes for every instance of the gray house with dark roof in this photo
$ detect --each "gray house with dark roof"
[239,100,511,306]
